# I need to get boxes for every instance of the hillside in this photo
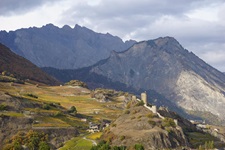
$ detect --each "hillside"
[99,98,225,149]
[0,43,59,85]
[1,80,225,149]
[0,24,136,69]
[0,81,130,149]
[43,37,225,125]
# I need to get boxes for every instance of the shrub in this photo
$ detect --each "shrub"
[148,120,156,126]
[38,141,50,150]
[135,100,144,106]
[137,115,142,119]
[124,110,130,114]
[165,127,172,133]
[132,110,138,114]
[42,104,50,110]
[134,144,144,150]
[65,80,88,88]
[13,141,23,150]
[53,111,63,117]
[162,118,176,128]
[68,106,77,114]
[0,104,7,111]
[126,102,131,109]
[112,123,117,127]
[120,135,125,141]
[146,113,154,118]
[4,130,50,150]
[26,93,38,99]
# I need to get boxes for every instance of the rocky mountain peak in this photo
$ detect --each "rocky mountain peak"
[62,25,72,30]
[149,36,184,52]
[0,24,136,69]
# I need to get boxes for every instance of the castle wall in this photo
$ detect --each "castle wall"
[141,92,147,105]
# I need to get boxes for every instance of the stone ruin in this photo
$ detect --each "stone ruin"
[132,92,157,114]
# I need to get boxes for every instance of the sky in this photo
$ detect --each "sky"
[0,0,225,71]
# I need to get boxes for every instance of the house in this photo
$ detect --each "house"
[87,120,111,133]
[87,123,100,133]
[81,118,87,122]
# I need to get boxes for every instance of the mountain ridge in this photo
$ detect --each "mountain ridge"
[0,43,59,85]
[0,24,136,69]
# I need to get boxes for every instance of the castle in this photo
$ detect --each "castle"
[134,92,179,125]
[132,92,157,114]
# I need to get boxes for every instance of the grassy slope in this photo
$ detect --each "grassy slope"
[59,137,93,150]
[0,43,60,85]
[0,82,123,120]
[0,81,125,148]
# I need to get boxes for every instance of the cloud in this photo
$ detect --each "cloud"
[0,0,61,16]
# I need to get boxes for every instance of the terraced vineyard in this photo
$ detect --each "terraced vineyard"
[0,81,128,149]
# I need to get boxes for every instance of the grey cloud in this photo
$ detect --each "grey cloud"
[61,0,224,36]
[0,0,61,16]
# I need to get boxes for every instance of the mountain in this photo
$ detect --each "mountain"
[43,37,225,124]
[0,43,59,85]
[0,24,136,69]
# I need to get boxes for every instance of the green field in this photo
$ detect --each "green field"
[87,132,103,140]
[59,137,93,150]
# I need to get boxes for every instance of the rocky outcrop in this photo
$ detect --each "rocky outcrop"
[0,24,136,69]
[102,106,189,149]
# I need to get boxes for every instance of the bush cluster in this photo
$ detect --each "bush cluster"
[65,80,88,88]
[68,106,77,114]
[0,104,7,111]
[3,130,50,150]
[162,118,176,128]
[91,140,145,150]
[135,100,144,106]
[26,93,38,99]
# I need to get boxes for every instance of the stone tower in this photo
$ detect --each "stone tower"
[141,92,147,105]
[132,95,137,101]
[152,105,157,114]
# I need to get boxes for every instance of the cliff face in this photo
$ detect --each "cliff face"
[0,24,136,69]
[102,105,189,149]
[88,37,225,123]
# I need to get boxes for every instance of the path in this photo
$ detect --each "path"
[83,136,97,146]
